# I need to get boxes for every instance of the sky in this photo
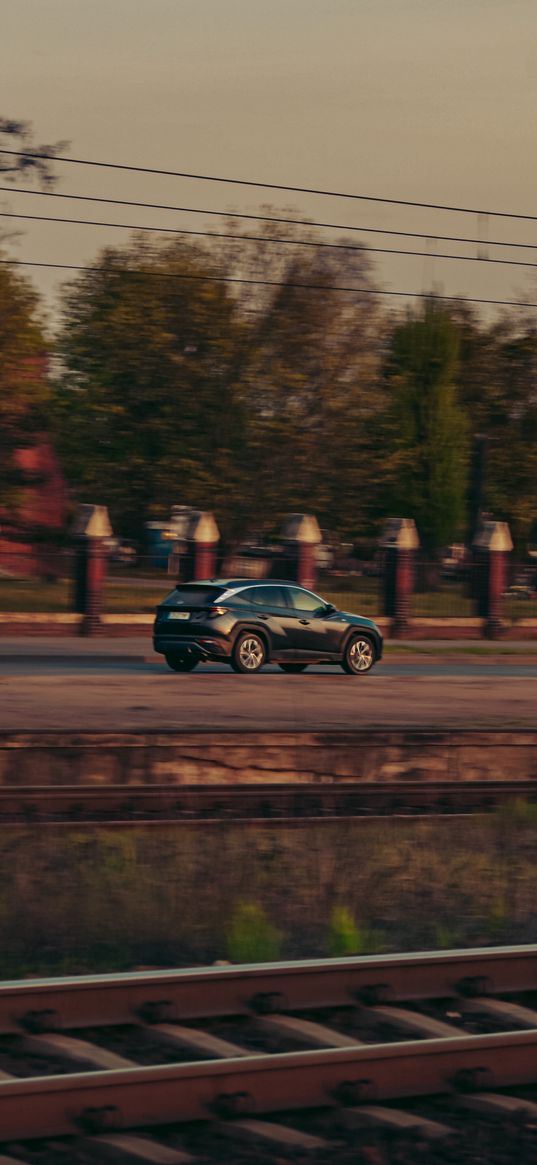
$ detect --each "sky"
[2,0,537,320]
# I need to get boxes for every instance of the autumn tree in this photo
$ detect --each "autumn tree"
[0,259,48,505]
[213,217,388,540]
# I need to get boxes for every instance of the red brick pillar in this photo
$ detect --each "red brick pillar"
[382,518,419,638]
[182,512,220,581]
[280,514,322,591]
[72,505,112,636]
[472,521,512,638]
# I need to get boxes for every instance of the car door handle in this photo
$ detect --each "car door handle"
[257,613,269,620]
[298,618,310,625]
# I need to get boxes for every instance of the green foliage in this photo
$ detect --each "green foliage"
[226,902,281,963]
[386,299,469,553]
[52,226,388,542]
[327,907,383,956]
[0,816,535,977]
[52,238,248,540]
[456,306,537,551]
[434,923,463,950]
[327,905,361,955]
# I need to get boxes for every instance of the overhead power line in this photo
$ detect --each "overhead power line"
[3,184,537,253]
[2,256,536,311]
[4,209,537,272]
[1,148,537,222]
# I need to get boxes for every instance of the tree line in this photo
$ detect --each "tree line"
[2,224,536,557]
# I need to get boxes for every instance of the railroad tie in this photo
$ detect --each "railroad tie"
[255,1013,364,1048]
[461,998,537,1029]
[20,1032,136,1070]
[338,1105,454,1139]
[216,1118,333,1152]
[365,1005,461,1039]
[89,1134,194,1162]
[146,1022,251,1059]
[458,1092,537,1118]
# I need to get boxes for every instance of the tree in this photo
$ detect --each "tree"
[385,299,469,556]
[0,117,67,189]
[53,237,247,539]
[0,259,49,506]
[53,223,390,545]
[455,304,537,552]
[213,216,389,540]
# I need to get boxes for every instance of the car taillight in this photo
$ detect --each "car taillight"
[206,606,228,618]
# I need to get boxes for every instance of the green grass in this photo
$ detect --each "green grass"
[1,573,535,622]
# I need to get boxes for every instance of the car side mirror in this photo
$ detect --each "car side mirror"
[323,603,336,616]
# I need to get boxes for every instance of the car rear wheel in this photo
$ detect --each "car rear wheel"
[165,654,198,672]
[278,663,308,673]
[231,632,266,674]
[341,634,376,675]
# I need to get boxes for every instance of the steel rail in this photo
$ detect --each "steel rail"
[1,1030,537,1141]
[1,946,535,1033]
[1,780,535,824]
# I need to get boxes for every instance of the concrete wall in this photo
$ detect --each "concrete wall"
[1,730,536,787]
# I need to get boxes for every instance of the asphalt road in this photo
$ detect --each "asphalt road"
[1,637,536,730]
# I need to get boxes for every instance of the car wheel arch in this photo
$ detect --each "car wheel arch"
[342,626,379,658]
[232,623,271,659]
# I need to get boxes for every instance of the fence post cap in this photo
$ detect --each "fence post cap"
[381,517,420,550]
[280,514,322,544]
[72,504,113,538]
[187,511,220,544]
[472,520,513,552]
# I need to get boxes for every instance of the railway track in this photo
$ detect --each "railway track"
[1,779,536,825]
[1,946,537,1161]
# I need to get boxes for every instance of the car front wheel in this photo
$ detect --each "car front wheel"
[231,632,266,674]
[341,634,376,675]
[165,654,198,672]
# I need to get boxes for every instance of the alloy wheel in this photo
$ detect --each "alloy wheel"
[342,635,375,674]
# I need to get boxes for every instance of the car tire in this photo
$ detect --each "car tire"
[165,654,198,672]
[341,634,376,675]
[231,632,266,674]
[278,663,308,673]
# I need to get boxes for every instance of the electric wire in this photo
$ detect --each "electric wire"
[1,147,537,221]
[3,209,537,271]
[2,185,537,254]
[2,256,537,311]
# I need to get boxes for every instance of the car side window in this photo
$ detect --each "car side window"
[245,586,288,609]
[287,587,326,614]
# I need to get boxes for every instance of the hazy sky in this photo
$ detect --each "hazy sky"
[2,0,537,317]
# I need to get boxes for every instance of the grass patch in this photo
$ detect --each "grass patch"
[1,813,535,978]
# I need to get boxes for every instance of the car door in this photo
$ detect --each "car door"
[286,586,346,657]
[244,585,298,658]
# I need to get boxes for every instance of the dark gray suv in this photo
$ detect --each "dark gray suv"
[153,579,383,675]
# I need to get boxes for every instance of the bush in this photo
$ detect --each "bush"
[226,901,281,963]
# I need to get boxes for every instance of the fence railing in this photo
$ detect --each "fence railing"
[0,549,536,621]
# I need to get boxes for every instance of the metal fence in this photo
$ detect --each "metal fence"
[0,547,536,620]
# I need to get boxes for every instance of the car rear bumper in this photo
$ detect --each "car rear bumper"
[153,636,229,661]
